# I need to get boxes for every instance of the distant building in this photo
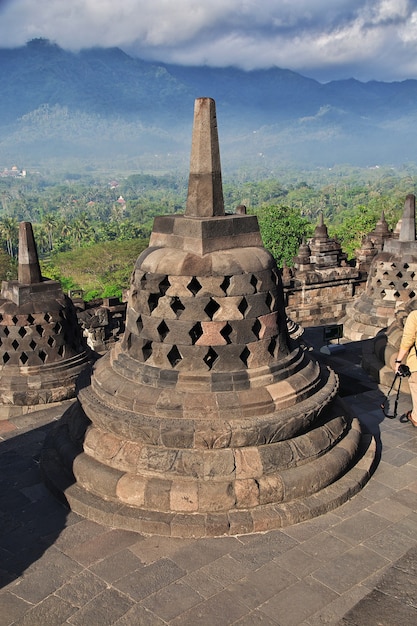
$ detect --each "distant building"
[0,166,26,178]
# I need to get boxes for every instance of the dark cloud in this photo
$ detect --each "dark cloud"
[1,1,417,81]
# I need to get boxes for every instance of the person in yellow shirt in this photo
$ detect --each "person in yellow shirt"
[395,309,417,426]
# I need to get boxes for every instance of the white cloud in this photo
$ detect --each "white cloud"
[1,0,417,81]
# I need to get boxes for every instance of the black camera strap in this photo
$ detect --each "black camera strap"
[381,373,403,419]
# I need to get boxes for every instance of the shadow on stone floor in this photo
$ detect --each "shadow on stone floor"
[0,423,70,590]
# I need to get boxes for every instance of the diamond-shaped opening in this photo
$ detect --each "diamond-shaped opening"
[12,315,18,324]
[250,274,259,292]
[380,289,386,296]
[220,276,231,294]
[268,337,277,357]
[142,340,153,361]
[411,272,416,279]
[20,352,28,365]
[409,291,416,299]
[265,292,274,310]
[391,263,397,269]
[389,282,395,287]
[39,350,47,363]
[53,322,62,333]
[44,313,53,323]
[36,325,44,337]
[0,314,3,322]
[159,276,171,295]
[170,297,185,318]
[240,347,250,368]
[237,297,248,317]
[403,282,409,288]
[382,271,389,276]
[47,336,55,347]
[204,298,220,320]
[189,322,203,345]
[136,315,143,333]
[3,327,10,337]
[203,347,218,370]
[396,272,403,278]
[167,345,182,367]
[376,279,381,286]
[187,277,202,296]
[29,339,37,350]
[58,345,65,356]
[18,327,27,338]
[148,293,161,313]
[252,319,262,340]
[3,352,10,363]
[157,320,169,341]
[393,291,400,298]
[404,263,410,269]
[220,323,233,344]
[11,339,19,351]
[59,310,67,319]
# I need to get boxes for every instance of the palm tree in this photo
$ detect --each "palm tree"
[0,216,18,257]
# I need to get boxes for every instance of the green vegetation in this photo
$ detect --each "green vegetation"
[0,164,415,298]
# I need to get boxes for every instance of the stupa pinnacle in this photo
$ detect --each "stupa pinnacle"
[43,98,376,537]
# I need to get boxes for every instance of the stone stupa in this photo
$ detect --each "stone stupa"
[344,194,417,341]
[0,222,90,418]
[43,98,376,537]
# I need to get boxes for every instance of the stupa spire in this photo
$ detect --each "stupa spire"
[18,221,42,284]
[185,97,224,217]
[399,194,416,242]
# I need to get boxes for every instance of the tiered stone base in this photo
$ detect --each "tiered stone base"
[42,413,376,536]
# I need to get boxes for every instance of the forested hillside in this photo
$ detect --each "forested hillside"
[1,165,415,299]
[2,39,417,168]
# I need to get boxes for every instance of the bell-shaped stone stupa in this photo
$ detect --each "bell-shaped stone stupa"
[0,222,90,418]
[43,98,376,537]
[344,195,417,341]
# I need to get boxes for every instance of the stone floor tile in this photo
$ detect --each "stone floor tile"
[233,610,280,625]
[180,568,225,599]
[10,595,76,626]
[113,558,185,601]
[128,535,189,565]
[304,584,370,626]
[55,569,109,607]
[372,460,417,490]
[140,579,204,621]
[197,554,253,587]
[259,576,338,626]
[273,546,323,578]
[0,591,31,626]
[281,513,341,542]
[366,495,412,522]
[328,494,372,521]
[393,511,417,540]
[312,545,389,594]
[390,487,417,511]
[89,547,145,583]
[47,518,107,552]
[226,561,299,610]
[337,589,417,625]
[113,604,166,625]
[363,524,417,561]
[67,587,135,626]
[9,548,81,604]
[230,531,298,569]
[65,528,141,566]
[169,588,249,626]
[328,509,391,545]
[296,531,351,562]
[168,536,240,572]
[375,565,417,607]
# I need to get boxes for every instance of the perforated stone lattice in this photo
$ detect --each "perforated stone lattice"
[368,260,417,301]
[122,269,283,371]
[0,309,82,366]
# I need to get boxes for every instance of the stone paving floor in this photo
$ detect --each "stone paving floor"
[1,328,417,625]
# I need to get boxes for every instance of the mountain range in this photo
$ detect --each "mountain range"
[1,38,417,171]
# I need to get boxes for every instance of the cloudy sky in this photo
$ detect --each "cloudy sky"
[1,0,417,82]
